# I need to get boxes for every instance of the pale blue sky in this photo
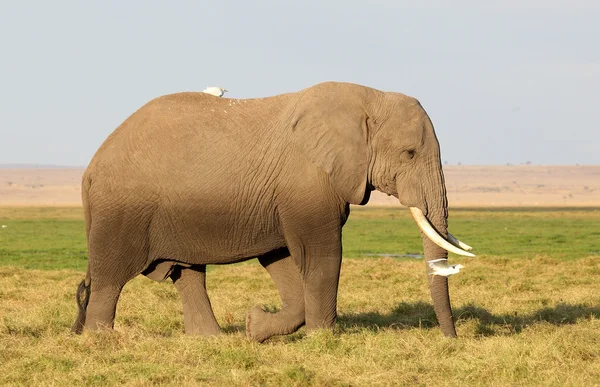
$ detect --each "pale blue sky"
[1,1,598,166]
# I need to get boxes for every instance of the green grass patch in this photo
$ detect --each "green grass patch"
[0,218,86,270]
[345,207,600,260]
[1,207,599,272]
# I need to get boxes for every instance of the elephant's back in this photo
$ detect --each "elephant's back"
[89,93,286,176]
[85,91,297,207]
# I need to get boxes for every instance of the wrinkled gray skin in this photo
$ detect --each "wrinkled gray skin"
[72,82,457,341]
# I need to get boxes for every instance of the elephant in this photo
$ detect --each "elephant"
[71,81,474,341]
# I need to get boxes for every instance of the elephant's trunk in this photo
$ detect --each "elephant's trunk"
[398,165,471,337]
[422,228,456,337]
[420,195,457,337]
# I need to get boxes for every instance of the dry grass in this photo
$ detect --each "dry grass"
[1,256,599,385]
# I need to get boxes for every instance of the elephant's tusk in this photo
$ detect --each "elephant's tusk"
[409,207,475,257]
[447,232,473,251]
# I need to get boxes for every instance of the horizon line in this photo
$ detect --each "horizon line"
[1,163,599,169]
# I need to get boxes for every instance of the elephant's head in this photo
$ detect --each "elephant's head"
[291,82,474,337]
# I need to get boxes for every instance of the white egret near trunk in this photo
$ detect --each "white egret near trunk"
[428,258,464,277]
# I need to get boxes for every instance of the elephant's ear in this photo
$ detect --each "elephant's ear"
[290,86,370,205]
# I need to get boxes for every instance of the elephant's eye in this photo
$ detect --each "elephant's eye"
[406,149,416,159]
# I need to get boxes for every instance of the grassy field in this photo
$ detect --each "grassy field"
[1,207,599,385]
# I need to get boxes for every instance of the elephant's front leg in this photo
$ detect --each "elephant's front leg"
[278,206,344,334]
[170,266,221,336]
[246,251,305,342]
[295,240,343,331]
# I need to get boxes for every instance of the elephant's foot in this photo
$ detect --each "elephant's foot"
[246,306,271,343]
[83,319,116,332]
[179,284,221,336]
[184,318,221,337]
[246,305,305,343]
[181,298,222,336]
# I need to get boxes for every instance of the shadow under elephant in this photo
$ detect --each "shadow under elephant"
[336,301,600,336]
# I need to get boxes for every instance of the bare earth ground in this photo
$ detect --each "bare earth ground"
[0,165,599,207]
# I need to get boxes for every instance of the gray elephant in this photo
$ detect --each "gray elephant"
[72,82,473,341]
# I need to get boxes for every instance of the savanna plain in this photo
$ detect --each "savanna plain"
[1,204,599,386]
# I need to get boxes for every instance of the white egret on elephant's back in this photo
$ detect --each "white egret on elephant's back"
[202,87,228,97]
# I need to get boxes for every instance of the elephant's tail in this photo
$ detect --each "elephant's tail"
[71,268,91,334]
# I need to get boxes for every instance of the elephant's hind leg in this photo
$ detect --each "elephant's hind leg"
[84,251,145,331]
[84,252,146,331]
[83,208,153,332]
[246,252,305,342]
[171,266,221,336]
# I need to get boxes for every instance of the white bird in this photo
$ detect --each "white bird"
[202,87,228,97]
[428,259,464,277]
[1,225,6,228]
